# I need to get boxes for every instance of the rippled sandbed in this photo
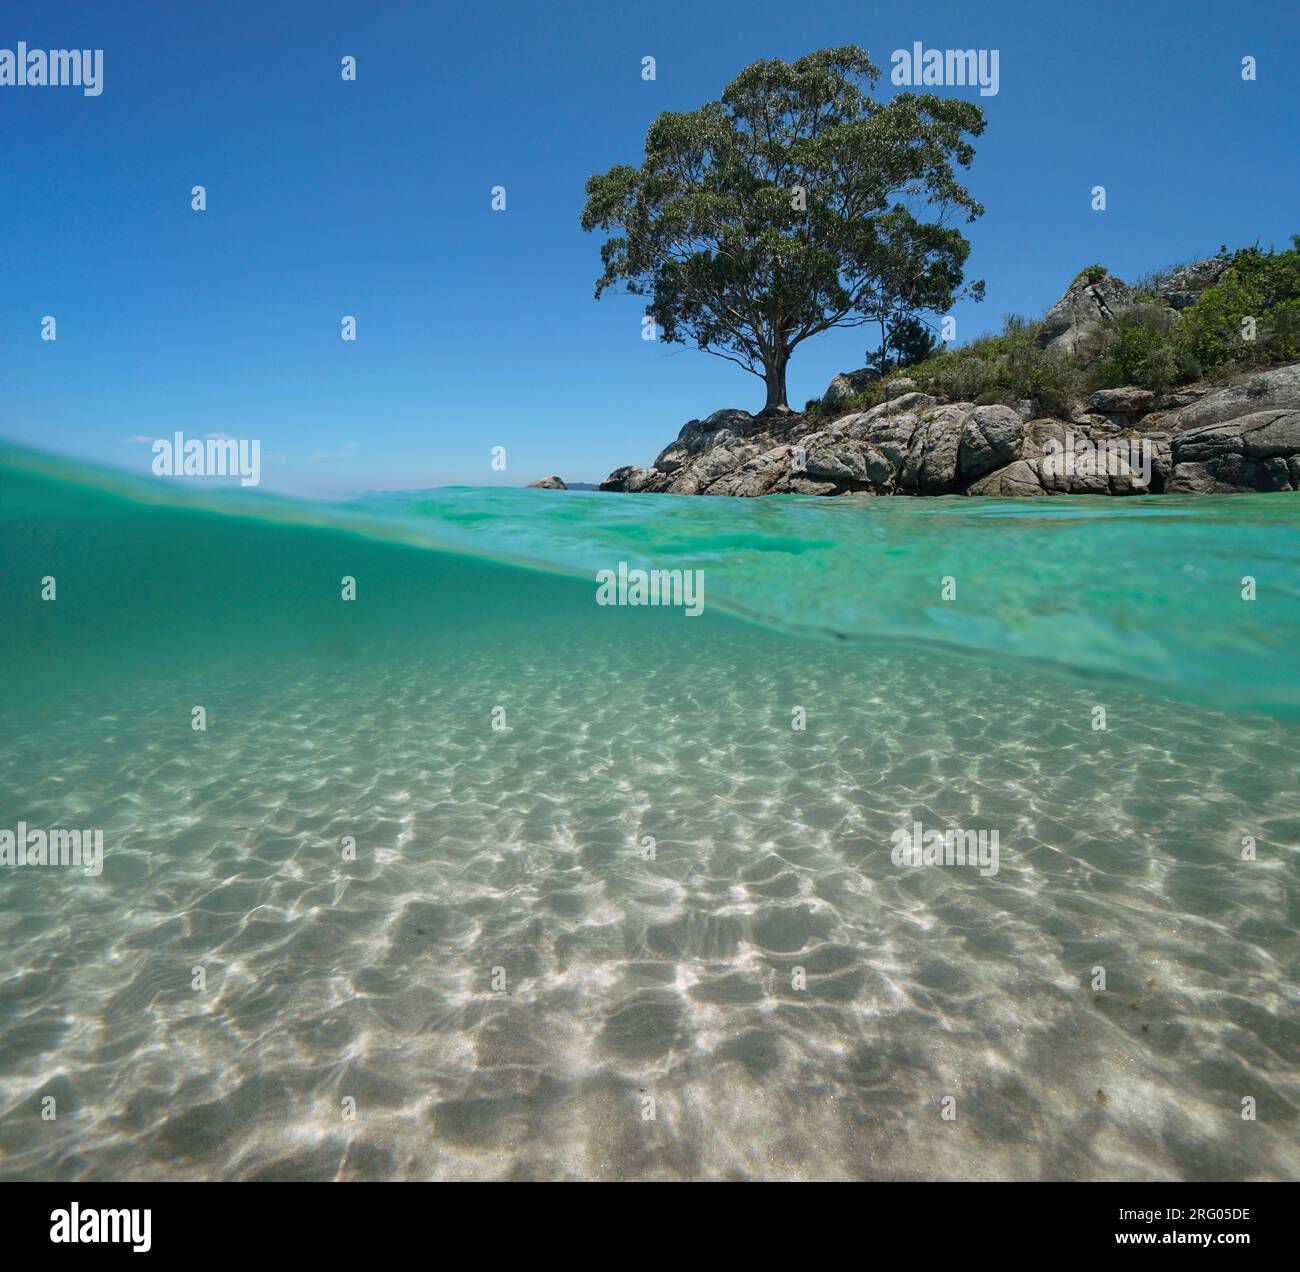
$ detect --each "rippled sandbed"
[1,448,1297,1181]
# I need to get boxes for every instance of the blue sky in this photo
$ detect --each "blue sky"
[1,0,1296,492]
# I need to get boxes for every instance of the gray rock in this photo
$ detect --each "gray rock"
[844,405,922,450]
[600,363,1300,499]
[1157,257,1230,310]
[877,391,938,415]
[842,409,918,481]
[1085,387,1155,420]
[1173,409,1300,461]
[1104,439,1160,494]
[526,475,567,490]
[1023,419,1105,494]
[1042,273,1135,354]
[1152,390,1204,413]
[799,437,894,490]
[788,475,841,496]
[1172,366,1300,431]
[1021,418,1069,462]
[1166,456,1292,494]
[884,378,917,400]
[671,444,766,495]
[1150,436,1174,489]
[800,439,868,483]
[1166,408,1300,499]
[902,405,967,491]
[958,405,1027,481]
[703,448,796,496]
[1030,418,1169,495]
[599,464,664,493]
[965,460,1045,497]
[822,368,879,404]
[654,408,758,473]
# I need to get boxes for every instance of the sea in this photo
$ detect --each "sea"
[1,444,1297,1181]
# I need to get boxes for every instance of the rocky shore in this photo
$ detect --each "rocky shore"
[600,259,1300,498]
[600,363,1300,497]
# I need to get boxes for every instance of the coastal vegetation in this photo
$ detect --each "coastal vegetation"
[807,237,1300,419]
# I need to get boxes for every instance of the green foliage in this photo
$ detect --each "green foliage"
[581,46,986,410]
[803,381,886,419]
[1081,305,1186,392]
[1071,263,1108,287]
[898,235,1299,412]
[1172,237,1300,373]
[868,314,940,374]
[908,315,1083,417]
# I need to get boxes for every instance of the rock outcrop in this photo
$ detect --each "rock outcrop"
[821,367,880,405]
[1165,411,1300,493]
[1162,367,1300,492]
[1041,273,1135,354]
[1157,257,1230,310]
[600,364,1300,499]
[1084,387,1155,425]
[1167,363,1300,430]
[527,475,567,489]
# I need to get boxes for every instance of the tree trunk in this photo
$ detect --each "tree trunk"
[762,351,790,413]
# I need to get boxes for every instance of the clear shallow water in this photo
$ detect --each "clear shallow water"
[1,447,1297,1181]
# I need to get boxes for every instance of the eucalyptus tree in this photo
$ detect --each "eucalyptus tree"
[581,46,986,412]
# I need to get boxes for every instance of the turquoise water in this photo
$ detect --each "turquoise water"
[1,445,1298,1181]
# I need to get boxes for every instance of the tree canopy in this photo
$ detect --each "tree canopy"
[581,46,986,412]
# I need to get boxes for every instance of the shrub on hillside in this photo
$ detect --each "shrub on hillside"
[875,237,1298,415]
[1174,237,1300,373]
[1081,305,1187,392]
[1071,263,1109,287]
[909,315,1084,417]
[803,380,887,419]
[1131,258,1197,303]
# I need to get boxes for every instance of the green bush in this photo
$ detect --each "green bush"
[1081,305,1186,392]
[887,236,1298,415]
[909,315,1084,417]
[1173,237,1300,373]
[1071,263,1108,287]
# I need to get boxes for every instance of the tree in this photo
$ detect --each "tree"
[581,47,986,413]
[869,314,941,375]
